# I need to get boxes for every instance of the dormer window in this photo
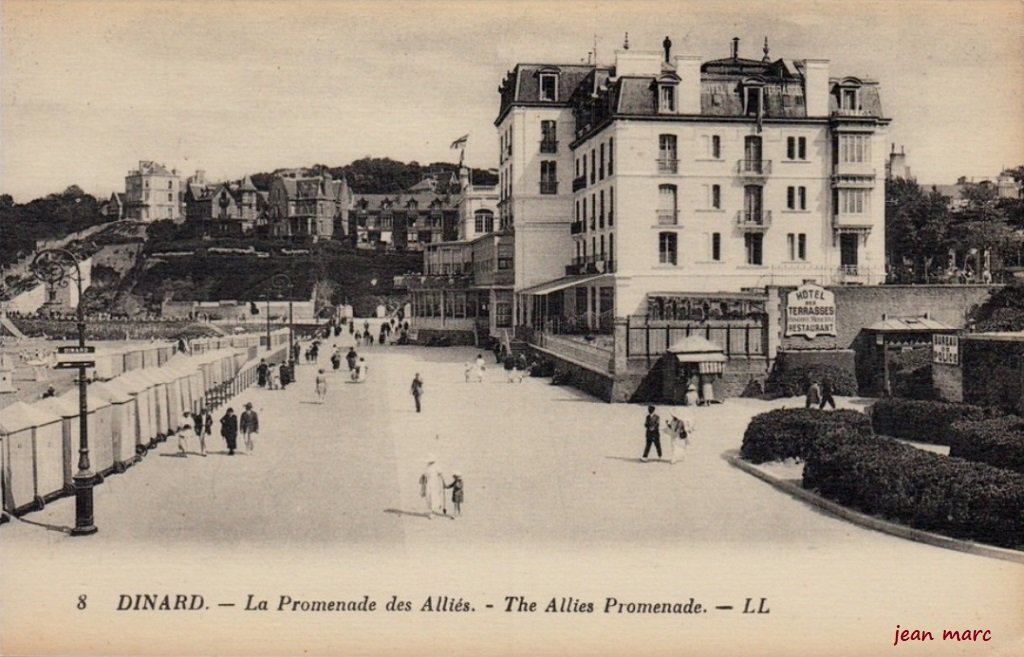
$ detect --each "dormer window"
[655,74,680,114]
[741,77,765,117]
[539,73,558,101]
[834,78,864,114]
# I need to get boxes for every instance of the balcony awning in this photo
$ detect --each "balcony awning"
[518,273,613,296]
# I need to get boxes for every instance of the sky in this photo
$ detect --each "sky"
[1,0,1022,202]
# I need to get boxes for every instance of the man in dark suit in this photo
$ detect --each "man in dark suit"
[642,405,662,462]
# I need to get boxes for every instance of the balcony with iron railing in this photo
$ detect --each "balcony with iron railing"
[737,159,772,178]
[565,255,615,276]
[657,158,679,174]
[736,210,772,230]
[539,180,559,195]
[832,108,873,118]
[656,210,679,226]
[832,213,875,231]
[572,175,587,192]
[540,139,559,154]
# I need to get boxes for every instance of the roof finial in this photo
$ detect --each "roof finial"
[762,36,770,62]
[731,36,740,59]
[624,32,630,50]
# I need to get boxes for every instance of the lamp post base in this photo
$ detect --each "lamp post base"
[69,472,99,536]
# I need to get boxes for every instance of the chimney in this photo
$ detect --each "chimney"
[731,37,740,59]
[673,54,702,113]
[802,58,830,117]
[662,36,672,63]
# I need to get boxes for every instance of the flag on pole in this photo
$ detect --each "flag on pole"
[450,134,469,150]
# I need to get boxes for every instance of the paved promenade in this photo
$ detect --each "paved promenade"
[2,337,1021,657]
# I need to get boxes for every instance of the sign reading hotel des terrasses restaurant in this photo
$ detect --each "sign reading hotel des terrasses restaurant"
[785,284,837,339]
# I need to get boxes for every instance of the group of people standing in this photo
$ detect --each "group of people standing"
[804,378,837,410]
[420,456,463,518]
[256,359,293,390]
[641,405,695,465]
[177,402,259,457]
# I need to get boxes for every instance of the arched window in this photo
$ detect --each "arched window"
[474,209,495,234]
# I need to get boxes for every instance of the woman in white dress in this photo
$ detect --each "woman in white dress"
[667,408,695,464]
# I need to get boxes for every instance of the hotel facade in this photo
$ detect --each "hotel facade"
[496,38,889,333]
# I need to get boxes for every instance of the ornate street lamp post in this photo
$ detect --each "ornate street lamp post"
[30,248,98,536]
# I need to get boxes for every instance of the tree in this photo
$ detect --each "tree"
[970,281,1024,331]
[885,178,952,282]
[949,182,1022,275]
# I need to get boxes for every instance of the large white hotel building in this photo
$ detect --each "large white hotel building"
[496,37,889,330]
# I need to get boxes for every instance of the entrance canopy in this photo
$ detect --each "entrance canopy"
[668,335,727,373]
[519,273,613,296]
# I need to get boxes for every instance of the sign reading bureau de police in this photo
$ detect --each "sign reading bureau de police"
[785,284,837,339]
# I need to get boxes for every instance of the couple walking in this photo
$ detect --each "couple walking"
[420,456,463,518]
[642,405,695,464]
[218,403,260,455]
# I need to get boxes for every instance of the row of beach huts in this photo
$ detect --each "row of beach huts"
[0,329,291,520]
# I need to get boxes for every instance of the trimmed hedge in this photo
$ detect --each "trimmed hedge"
[869,398,1003,446]
[764,363,858,399]
[949,415,1024,474]
[803,432,1024,549]
[740,408,873,464]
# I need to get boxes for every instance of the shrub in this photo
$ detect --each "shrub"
[869,398,1003,446]
[949,415,1024,474]
[803,435,1024,549]
[764,363,858,399]
[740,408,873,464]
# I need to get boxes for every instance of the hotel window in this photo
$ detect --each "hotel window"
[168,181,173,189]
[839,134,871,163]
[658,84,676,113]
[599,190,605,228]
[787,186,807,210]
[711,184,721,209]
[540,120,557,153]
[657,184,678,225]
[590,195,596,230]
[581,153,587,183]
[168,193,173,202]
[582,198,587,231]
[600,235,606,257]
[745,233,764,265]
[599,143,605,180]
[711,135,721,159]
[609,233,615,264]
[475,210,494,234]
[658,232,678,265]
[575,157,580,179]
[608,138,614,175]
[839,188,869,214]
[744,86,763,116]
[540,161,557,194]
[787,233,807,261]
[608,187,614,226]
[787,136,807,160]
[658,134,678,173]
[711,232,722,261]
[841,88,859,111]
[590,148,596,183]
[539,73,557,101]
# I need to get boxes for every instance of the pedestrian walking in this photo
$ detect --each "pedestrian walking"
[420,455,447,518]
[177,411,193,456]
[315,368,328,403]
[667,409,695,464]
[239,403,259,453]
[256,359,268,387]
[346,346,358,372]
[641,405,662,462]
[492,340,502,364]
[279,362,292,389]
[353,357,368,383]
[474,353,486,382]
[194,405,212,454]
[220,407,239,455]
[445,472,463,517]
[805,380,822,409]
[410,373,424,412]
[819,377,836,410]
[331,346,342,371]
[504,354,516,383]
